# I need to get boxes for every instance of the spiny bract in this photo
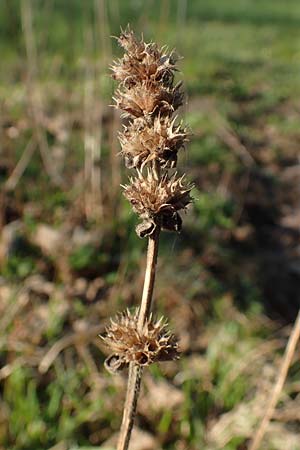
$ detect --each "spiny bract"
[119,116,188,169]
[123,171,193,236]
[101,309,179,372]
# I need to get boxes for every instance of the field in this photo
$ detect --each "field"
[1,1,300,449]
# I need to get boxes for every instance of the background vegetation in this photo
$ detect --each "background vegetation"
[1,1,300,449]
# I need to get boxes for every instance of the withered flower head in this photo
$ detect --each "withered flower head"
[119,116,188,169]
[101,309,179,373]
[111,26,183,119]
[113,80,183,118]
[123,171,193,237]
[111,27,178,88]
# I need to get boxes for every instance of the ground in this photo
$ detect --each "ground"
[1,1,300,449]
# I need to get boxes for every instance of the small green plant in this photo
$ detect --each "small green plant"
[2,235,39,280]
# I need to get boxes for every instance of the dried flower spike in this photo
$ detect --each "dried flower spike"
[119,116,188,169]
[101,309,179,372]
[106,28,192,450]
[113,80,183,119]
[111,27,178,88]
[111,27,184,122]
[123,171,193,237]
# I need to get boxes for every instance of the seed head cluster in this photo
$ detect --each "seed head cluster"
[111,28,181,94]
[102,309,179,373]
[102,28,192,373]
[111,27,192,237]
[119,116,188,169]
[123,171,192,237]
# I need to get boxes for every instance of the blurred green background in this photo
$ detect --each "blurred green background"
[1,1,300,449]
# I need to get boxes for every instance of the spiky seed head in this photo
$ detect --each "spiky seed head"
[111,26,183,119]
[101,309,179,372]
[113,80,183,118]
[123,171,193,236]
[111,27,178,88]
[119,116,188,169]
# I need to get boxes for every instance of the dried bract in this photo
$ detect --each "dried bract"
[101,309,179,372]
[123,171,192,236]
[119,116,188,169]
[111,27,183,123]
[111,27,178,88]
[113,81,183,119]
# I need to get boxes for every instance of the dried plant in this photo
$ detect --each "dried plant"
[101,27,192,450]
[123,171,192,237]
[102,309,179,372]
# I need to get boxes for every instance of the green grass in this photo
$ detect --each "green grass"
[1,1,300,449]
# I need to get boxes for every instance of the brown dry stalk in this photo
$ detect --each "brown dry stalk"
[83,26,103,221]
[5,138,36,190]
[117,228,160,450]
[21,0,62,186]
[39,324,105,374]
[248,310,300,450]
[137,228,160,330]
[117,364,143,450]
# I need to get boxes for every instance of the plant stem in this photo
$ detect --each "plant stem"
[117,364,142,450]
[248,309,300,450]
[138,227,160,331]
[117,227,160,450]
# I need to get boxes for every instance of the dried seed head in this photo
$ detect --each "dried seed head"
[111,26,183,119]
[123,171,193,236]
[119,116,188,169]
[101,309,179,372]
[113,81,183,118]
[111,27,178,88]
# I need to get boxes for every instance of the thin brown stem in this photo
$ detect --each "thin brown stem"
[117,364,143,450]
[5,138,36,190]
[248,309,300,450]
[117,228,160,450]
[138,227,160,330]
